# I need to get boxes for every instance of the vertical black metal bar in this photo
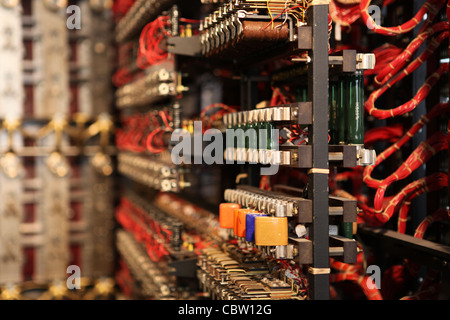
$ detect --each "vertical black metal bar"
[306,4,330,300]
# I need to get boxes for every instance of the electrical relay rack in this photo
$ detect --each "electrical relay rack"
[0,0,449,304]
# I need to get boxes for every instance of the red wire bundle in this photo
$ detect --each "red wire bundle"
[200,103,239,131]
[352,172,447,226]
[396,174,448,233]
[364,124,404,145]
[360,0,446,36]
[383,0,397,6]
[137,16,170,70]
[113,67,134,87]
[398,209,449,299]
[374,22,449,87]
[329,0,362,27]
[330,253,383,300]
[414,208,450,239]
[364,43,403,77]
[364,102,450,189]
[332,103,449,226]
[116,197,172,263]
[372,131,448,213]
[366,59,448,119]
[116,110,173,154]
[116,259,134,297]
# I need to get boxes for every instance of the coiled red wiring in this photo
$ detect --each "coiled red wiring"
[365,58,448,119]
[364,43,403,77]
[364,102,449,189]
[116,197,173,263]
[360,0,446,36]
[116,110,173,154]
[329,0,361,27]
[200,103,239,132]
[368,172,447,227]
[371,131,448,213]
[116,259,134,297]
[374,22,449,87]
[383,0,397,6]
[137,16,170,70]
[338,172,448,227]
[330,253,383,300]
[113,67,134,87]
[414,208,450,239]
[335,112,448,226]
[398,209,448,299]
[396,174,448,233]
[364,124,404,145]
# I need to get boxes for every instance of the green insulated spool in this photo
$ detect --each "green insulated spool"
[248,116,258,161]
[337,76,346,145]
[226,114,233,161]
[296,86,308,102]
[267,122,277,150]
[243,120,249,150]
[237,112,244,150]
[345,72,365,145]
[341,222,353,239]
[263,122,272,150]
[256,121,267,150]
[329,80,339,144]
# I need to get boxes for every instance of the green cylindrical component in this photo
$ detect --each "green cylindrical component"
[336,76,346,145]
[328,80,339,144]
[243,123,249,149]
[266,122,274,150]
[344,72,365,145]
[248,122,258,151]
[341,222,353,239]
[296,86,308,102]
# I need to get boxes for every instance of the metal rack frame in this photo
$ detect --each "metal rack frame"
[304,4,330,300]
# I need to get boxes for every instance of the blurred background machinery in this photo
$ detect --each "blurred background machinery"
[0,0,448,301]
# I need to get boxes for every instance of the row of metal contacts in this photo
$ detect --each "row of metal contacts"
[224,188,299,217]
[223,105,297,126]
[118,153,179,192]
[198,247,301,299]
[116,68,176,108]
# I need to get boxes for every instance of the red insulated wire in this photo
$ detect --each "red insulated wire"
[375,23,449,87]
[372,131,448,212]
[330,258,360,274]
[113,67,134,87]
[330,255,383,300]
[360,0,446,36]
[179,18,201,24]
[146,127,166,154]
[380,264,411,300]
[365,44,403,77]
[329,0,361,27]
[339,173,447,228]
[159,110,171,128]
[383,0,398,6]
[400,268,441,300]
[366,58,448,119]
[137,16,170,69]
[364,124,404,145]
[397,174,448,233]
[262,5,303,31]
[364,102,449,189]
[129,118,147,153]
[414,208,450,239]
